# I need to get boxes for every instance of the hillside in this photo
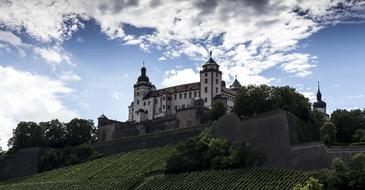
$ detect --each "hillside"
[0,146,312,190]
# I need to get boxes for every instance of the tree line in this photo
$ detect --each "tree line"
[8,118,97,151]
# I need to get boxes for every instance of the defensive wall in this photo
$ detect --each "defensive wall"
[0,147,44,181]
[214,110,364,170]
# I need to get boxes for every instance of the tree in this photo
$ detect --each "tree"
[8,121,45,150]
[65,119,97,146]
[165,127,266,173]
[331,109,365,143]
[293,177,324,190]
[318,153,365,190]
[40,119,66,148]
[320,122,337,144]
[233,85,312,121]
[312,110,326,128]
[208,102,227,121]
[352,129,365,143]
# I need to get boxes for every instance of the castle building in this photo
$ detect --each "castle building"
[313,82,328,117]
[128,51,241,123]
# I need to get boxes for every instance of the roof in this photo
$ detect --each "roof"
[204,57,218,65]
[98,114,108,119]
[230,79,241,89]
[143,82,200,99]
[222,87,237,96]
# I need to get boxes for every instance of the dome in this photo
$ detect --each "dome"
[137,67,150,83]
[313,101,327,108]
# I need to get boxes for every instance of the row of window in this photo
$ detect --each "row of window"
[222,93,234,101]
[204,78,219,84]
[204,72,219,77]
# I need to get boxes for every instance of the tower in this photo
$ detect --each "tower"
[200,51,222,108]
[131,63,155,122]
[313,82,327,115]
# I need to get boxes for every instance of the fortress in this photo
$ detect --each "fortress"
[97,52,243,142]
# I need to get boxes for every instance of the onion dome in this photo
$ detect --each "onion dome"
[137,66,150,83]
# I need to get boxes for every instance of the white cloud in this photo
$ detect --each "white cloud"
[0,66,77,150]
[161,68,200,87]
[0,0,364,84]
[59,70,81,81]
[33,46,71,66]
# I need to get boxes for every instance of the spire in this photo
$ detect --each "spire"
[317,81,322,101]
[209,50,212,58]
[141,60,146,76]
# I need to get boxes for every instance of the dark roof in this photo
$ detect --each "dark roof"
[222,87,237,96]
[204,57,218,65]
[98,114,108,119]
[230,79,241,89]
[313,101,327,108]
[143,82,200,99]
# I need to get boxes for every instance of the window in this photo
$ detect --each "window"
[216,79,218,84]
[179,93,182,99]
[143,102,146,106]
[204,78,208,83]
[148,101,150,105]
[204,87,208,93]
[154,99,157,103]
[174,105,177,110]
[189,92,192,98]
[167,105,170,109]
[204,98,207,102]
[137,100,139,104]
[163,96,166,100]
[146,110,148,114]
[182,104,185,108]
[198,91,201,97]
[216,87,218,93]
[205,73,207,77]
[174,94,177,100]
[194,91,197,97]
[184,93,187,98]
[163,105,165,109]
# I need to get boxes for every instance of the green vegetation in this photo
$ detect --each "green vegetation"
[140,168,312,190]
[233,85,312,122]
[8,119,97,151]
[317,152,365,190]
[320,122,337,145]
[330,109,365,143]
[0,147,175,190]
[0,146,311,190]
[166,128,266,173]
[208,102,227,121]
[293,177,324,190]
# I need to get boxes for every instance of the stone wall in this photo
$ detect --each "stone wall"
[93,124,210,156]
[214,110,362,170]
[0,147,43,181]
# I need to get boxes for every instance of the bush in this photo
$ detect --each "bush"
[318,153,365,190]
[293,177,324,190]
[165,128,266,173]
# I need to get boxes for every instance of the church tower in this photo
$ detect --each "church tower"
[313,82,327,116]
[200,51,222,109]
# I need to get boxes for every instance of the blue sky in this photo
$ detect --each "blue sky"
[0,0,364,149]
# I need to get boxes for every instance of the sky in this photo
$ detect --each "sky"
[0,0,365,149]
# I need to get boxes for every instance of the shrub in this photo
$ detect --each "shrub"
[165,128,266,173]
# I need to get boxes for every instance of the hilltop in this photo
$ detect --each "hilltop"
[0,146,312,190]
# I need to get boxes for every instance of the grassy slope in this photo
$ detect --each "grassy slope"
[0,146,312,190]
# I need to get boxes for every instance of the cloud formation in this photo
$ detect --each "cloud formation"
[0,66,77,149]
[1,0,363,85]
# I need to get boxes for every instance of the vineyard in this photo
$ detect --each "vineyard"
[0,146,312,190]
